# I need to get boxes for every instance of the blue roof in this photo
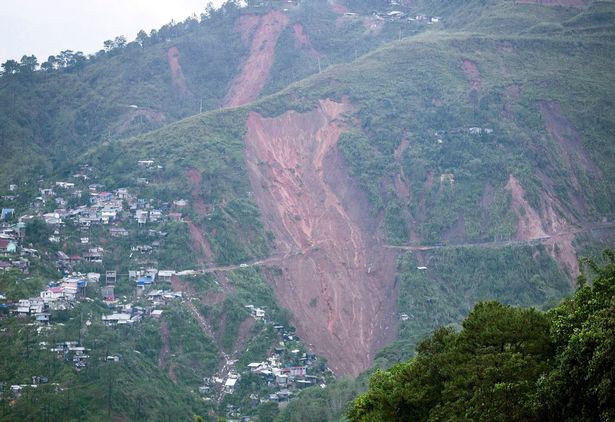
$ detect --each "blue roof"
[136,276,154,285]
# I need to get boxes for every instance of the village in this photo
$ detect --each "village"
[0,159,332,418]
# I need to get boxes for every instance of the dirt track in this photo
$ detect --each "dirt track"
[224,11,289,107]
[244,99,398,376]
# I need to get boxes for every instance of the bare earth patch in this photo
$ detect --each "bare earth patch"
[293,23,319,57]
[224,11,289,107]
[507,175,548,240]
[158,321,177,383]
[245,99,398,376]
[166,46,192,98]
[506,175,579,280]
[186,169,215,264]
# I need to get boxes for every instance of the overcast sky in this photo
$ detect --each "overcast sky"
[0,0,226,64]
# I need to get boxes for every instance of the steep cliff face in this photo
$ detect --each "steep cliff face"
[245,99,398,375]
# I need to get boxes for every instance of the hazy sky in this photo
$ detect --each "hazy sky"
[0,0,226,64]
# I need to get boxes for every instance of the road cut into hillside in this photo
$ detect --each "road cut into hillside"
[244,98,398,376]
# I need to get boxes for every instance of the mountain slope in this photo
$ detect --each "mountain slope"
[1,1,615,418]
[69,0,615,378]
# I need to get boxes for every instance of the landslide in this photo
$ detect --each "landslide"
[167,46,193,98]
[224,11,289,107]
[245,99,398,376]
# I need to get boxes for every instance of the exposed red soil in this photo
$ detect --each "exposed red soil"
[538,101,601,188]
[166,46,192,98]
[544,234,579,279]
[187,168,208,217]
[329,0,350,14]
[516,0,587,7]
[186,169,215,265]
[187,299,215,339]
[245,99,398,376]
[506,175,579,280]
[224,11,289,108]
[158,321,177,383]
[462,59,482,91]
[393,139,411,202]
[292,23,319,57]
[188,222,215,265]
[394,174,411,202]
[116,108,166,135]
[234,317,256,354]
[417,171,433,219]
[507,175,548,240]
[237,15,261,44]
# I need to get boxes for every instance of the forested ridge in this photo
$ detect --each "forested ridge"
[349,251,615,421]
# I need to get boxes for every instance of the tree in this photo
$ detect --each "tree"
[114,36,127,49]
[2,59,20,75]
[24,218,52,248]
[58,50,75,68]
[40,55,57,72]
[19,55,38,73]
[136,30,148,47]
[349,251,615,422]
[70,52,87,71]
[536,250,615,421]
[103,40,115,52]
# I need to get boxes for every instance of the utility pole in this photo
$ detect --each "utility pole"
[199,98,203,114]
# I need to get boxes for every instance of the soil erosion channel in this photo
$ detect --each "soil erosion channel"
[245,99,398,376]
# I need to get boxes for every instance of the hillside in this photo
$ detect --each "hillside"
[1,0,615,419]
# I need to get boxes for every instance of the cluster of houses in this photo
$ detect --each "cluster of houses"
[246,355,319,396]
[101,287,182,326]
[361,9,441,23]
[199,316,328,416]
[8,273,93,323]
[49,341,91,369]
[35,184,182,229]
[0,218,31,273]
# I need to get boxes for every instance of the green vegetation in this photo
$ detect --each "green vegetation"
[349,250,615,421]
[0,300,213,420]
[395,246,570,353]
[1,0,614,420]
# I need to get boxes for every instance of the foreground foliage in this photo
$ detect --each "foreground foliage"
[349,250,615,421]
